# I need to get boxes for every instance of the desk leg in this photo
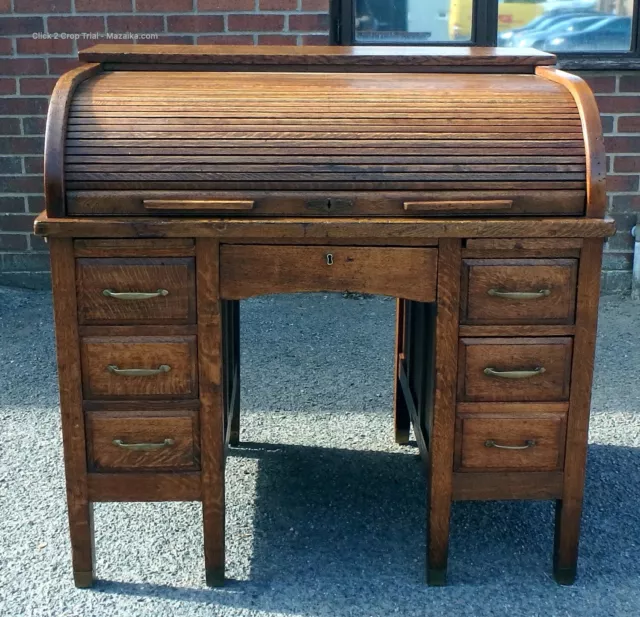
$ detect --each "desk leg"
[197,239,226,587]
[229,300,241,447]
[427,239,461,586]
[50,238,95,588]
[394,299,410,444]
[553,239,603,585]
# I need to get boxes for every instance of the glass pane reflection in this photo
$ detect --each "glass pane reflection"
[497,1,632,52]
[354,0,473,43]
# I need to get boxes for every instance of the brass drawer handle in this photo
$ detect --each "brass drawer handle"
[107,364,171,377]
[483,367,546,379]
[484,439,536,450]
[103,289,169,300]
[112,438,175,451]
[487,289,551,300]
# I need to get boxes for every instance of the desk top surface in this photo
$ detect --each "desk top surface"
[79,44,556,70]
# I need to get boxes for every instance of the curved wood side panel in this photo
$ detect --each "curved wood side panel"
[45,63,101,217]
[536,67,606,219]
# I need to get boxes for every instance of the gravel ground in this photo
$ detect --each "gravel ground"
[0,287,639,617]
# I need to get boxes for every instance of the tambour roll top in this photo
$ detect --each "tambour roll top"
[45,45,605,218]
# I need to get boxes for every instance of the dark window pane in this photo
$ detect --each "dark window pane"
[497,1,633,52]
[354,0,473,43]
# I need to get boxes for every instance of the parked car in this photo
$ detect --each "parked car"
[544,15,632,51]
[502,11,599,46]
[515,15,610,48]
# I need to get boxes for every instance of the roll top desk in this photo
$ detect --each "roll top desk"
[35,44,615,588]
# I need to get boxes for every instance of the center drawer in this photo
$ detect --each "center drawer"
[458,337,573,402]
[81,336,198,399]
[220,245,438,303]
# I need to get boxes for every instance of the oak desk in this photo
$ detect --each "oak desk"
[35,44,614,588]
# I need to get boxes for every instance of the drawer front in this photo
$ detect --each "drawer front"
[87,411,199,472]
[220,245,437,303]
[462,259,578,325]
[458,337,573,402]
[455,413,566,472]
[81,336,198,399]
[76,258,196,325]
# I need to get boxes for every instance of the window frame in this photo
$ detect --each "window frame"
[330,0,640,69]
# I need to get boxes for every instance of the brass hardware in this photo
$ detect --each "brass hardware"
[112,438,175,451]
[326,253,334,266]
[488,289,551,299]
[103,289,169,300]
[107,364,171,376]
[483,367,546,379]
[306,198,353,213]
[484,439,536,450]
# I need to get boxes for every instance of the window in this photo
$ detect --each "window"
[333,0,640,67]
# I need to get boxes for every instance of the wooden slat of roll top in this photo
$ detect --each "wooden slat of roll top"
[65,71,584,192]
[66,123,584,133]
[66,155,586,164]
[66,139,583,148]
[66,182,586,192]
[66,164,585,174]
[67,119,583,128]
[66,147,587,156]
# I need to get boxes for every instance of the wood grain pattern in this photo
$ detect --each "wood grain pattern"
[33,214,617,240]
[76,258,196,325]
[86,410,199,471]
[74,238,194,257]
[79,44,556,68]
[452,471,564,501]
[44,63,101,217]
[457,337,573,402]
[464,238,583,251]
[458,324,575,337]
[455,413,566,472]
[427,238,461,586]
[536,67,606,219]
[81,335,198,399]
[62,70,585,195]
[196,238,226,587]
[66,190,585,217]
[554,238,604,584]
[461,258,578,325]
[144,199,255,212]
[49,238,95,588]
[88,472,201,501]
[219,245,437,302]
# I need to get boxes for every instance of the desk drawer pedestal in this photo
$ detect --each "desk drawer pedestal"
[45,233,604,590]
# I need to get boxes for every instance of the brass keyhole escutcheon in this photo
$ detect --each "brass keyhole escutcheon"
[326,253,334,266]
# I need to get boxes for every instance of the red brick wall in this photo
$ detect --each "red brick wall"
[0,3,638,292]
[581,72,640,293]
[0,0,330,287]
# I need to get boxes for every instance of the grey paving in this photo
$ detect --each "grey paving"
[0,287,639,617]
